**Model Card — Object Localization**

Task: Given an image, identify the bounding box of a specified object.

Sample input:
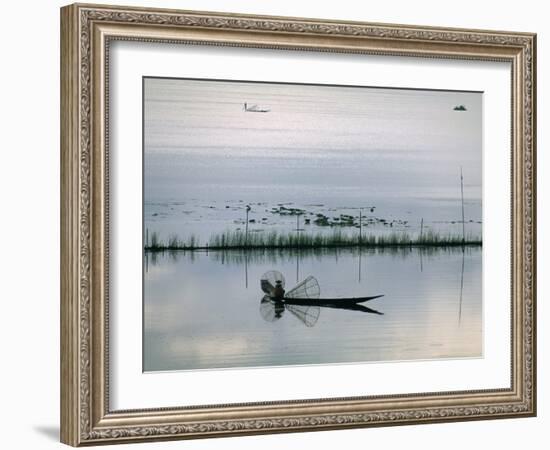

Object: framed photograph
[60,3,536,446]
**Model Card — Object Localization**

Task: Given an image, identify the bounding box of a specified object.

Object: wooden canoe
[282,294,383,307]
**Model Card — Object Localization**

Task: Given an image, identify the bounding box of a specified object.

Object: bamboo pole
[460,167,465,244]
[359,210,362,245]
[245,205,250,246]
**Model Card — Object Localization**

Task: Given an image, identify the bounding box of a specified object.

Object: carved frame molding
[61,3,536,446]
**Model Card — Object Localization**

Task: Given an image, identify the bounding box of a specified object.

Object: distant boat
[454,105,467,111]
[243,102,270,113]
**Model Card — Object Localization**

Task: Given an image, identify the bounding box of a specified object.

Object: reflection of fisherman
[273,280,285,300]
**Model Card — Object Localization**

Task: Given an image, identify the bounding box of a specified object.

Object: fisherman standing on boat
[273,280,285,301]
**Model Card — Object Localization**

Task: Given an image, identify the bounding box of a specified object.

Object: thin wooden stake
[359,210,362,245]
[245,205,250,246]
[460,167,465,244]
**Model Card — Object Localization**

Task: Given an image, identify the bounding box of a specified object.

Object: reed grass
[147,233,199,251]
[144,229,481,252]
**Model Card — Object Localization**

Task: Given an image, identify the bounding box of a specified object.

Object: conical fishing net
[285,275,320,299]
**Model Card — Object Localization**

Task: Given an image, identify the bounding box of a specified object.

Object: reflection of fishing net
[259,296,319,327]
[259,296,285,322]
[285,275,320,299]
[260,270,286,296]
[286,304,320,327]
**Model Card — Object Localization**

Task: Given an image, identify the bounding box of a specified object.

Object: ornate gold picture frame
[61,3,536,446]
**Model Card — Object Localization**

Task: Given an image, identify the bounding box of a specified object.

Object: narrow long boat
[261,270,384,309]
[283,294,383,307]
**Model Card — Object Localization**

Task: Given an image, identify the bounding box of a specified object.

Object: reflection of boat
[259,271,384,326]
[243,102,270,113]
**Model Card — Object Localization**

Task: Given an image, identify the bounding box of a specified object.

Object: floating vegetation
[144,229,481,252]
[310,212,407,228]
[271,205,306,216]
[313,215,330,226]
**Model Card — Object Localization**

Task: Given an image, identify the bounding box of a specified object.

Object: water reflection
[143,246,482,371]
[260,296,320,327]
[146,245,475,268]
[459,248,465,325]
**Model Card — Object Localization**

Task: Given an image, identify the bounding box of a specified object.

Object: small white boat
[243,102,270,113]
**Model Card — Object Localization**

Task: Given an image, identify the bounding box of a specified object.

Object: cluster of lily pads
[269,205,406,228]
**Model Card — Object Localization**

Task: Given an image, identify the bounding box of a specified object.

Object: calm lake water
[144,78,483,245]
[142,78,483,372]
[144,247,482,372]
